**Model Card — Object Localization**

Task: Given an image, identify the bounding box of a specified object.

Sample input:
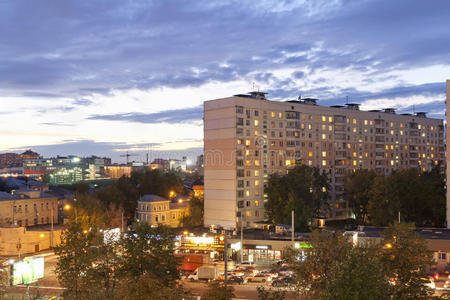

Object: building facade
[204,92,444,229]
[0,190,58,227]
[137,194,189,227]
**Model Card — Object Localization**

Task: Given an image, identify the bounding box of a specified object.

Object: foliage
[202,281,235,300]
[55,222,98,300]
[265,165,329,231]
[380,223,434,299]
[118,223,181,285]
[256,286,286,300]
[180,196,204,227]
[56,222,183,299]
[0,178,7,192]
[285,230,352,298]
[322,245,390,300]
[344,169,377,225]
[346,166,445,227]
[285,224,435,300]
[115,274,188,300]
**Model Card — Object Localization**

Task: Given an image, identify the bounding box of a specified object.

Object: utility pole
[224,233,228,288]
[50,201,54,248]
[240,215,244,263]
[291,210,295,243]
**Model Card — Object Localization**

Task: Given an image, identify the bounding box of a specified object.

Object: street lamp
[64,203,78,223]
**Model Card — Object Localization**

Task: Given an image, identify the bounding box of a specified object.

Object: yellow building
[192,180,204,198]
[137,194,189,227]
[0,190,58,227]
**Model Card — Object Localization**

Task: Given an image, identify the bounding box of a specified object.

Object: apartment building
[204,92,445,229]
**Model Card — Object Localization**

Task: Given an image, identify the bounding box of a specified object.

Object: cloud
[88,105,203,124]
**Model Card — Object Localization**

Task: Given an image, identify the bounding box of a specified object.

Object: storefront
[241,244,282,263]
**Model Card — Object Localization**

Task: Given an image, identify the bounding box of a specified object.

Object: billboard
[12,256,44,285]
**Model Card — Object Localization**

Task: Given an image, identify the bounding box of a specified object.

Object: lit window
[328,116,333,122]
[364,120,368,125]
[237,139,242,145]
[390,145,394,150]
[245,140,251,146]
[322,187,326,192]
[255,180,260,187]
[321,134,326,139]
[418,124,422,129]
[390,160,394,166]
[245,150,250,155]
[322,160,326,166]
[245,190,250,197]
[329,125,333,131]
[308,160,312,166]
[255,200,259,206]
[254,170,259,176]
[279,112,283,118]
[369,120,373,125]
[308,124,312,130]
[255,160,260,166]
[308,152,313,157]
[246,211,250,217]
[353,160,357,166]
[400,130,404,135]
[254,120,259,126]
[322,116,326,122]
[322,151,326,157]
[271,112,275,117]
[390,130,394,135]
[353,119,357,124]
[353,152,357,157]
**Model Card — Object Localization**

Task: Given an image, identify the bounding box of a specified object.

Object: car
[421,277,435,290]
[227,276,244,285]
[245,273,271,283]
[271,276,296,287]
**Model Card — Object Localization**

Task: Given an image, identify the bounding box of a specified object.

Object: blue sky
[1,0,449,163]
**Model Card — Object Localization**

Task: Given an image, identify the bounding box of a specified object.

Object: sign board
[103,228,121,244]
[12,256,44,285]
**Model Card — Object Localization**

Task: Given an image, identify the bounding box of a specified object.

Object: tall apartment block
[204,92,445,229]
[446,80,450,229]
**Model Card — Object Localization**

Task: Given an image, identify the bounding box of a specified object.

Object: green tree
[381,223,434,299]
[256,286,286,300]
[367,176,399,226]
[203,281,235,300]
[115,274,187,300]
[265,165,328,231]
[55,222,97,300]
[344,169,377,225]
[422,166,446,227]
[322,245,390,300]
[285,230,352,298]
[180,196,204,227]
[119,223,181,285]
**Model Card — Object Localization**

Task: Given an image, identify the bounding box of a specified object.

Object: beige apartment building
[0,189,58,227]
[204,92,445,229]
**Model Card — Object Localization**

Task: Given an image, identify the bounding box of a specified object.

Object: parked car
[245,274,271,283]
[421,277,435,290]
[227,276,244,285]
[271,276,296,287]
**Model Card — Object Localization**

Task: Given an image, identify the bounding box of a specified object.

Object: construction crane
[120,151,138,164]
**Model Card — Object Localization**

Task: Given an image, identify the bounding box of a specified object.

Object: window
[254,120,259,126]
[322,116,326,122]
[255,110,259,116]
[155,215,159,222]
[25,205,28,212]
[162,215,165,221]
[322,151,326,157]
[255,200,259,206]
[255,180,260,187]
[245,140,251,146]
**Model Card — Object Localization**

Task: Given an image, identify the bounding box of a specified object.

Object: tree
[119,223,181,285]
[115,274,187,300]
[265,165,328,231]
[322,245,390,300]
[285,230,352,298]
[203,281,235,300]
[380,223,434,299]
[367,176,399,226]
[55,222,97,300]
[0,178,9,192]
[256,286,286,300]
[344,169,377,225]
[180,196,204,227]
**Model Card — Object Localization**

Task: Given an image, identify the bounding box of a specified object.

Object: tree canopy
[265,165,328,231]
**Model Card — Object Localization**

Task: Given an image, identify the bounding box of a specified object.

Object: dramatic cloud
[88,105,203,124]
[0,0,449,161]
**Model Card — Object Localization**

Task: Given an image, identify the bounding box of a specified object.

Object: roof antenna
[346,95,349,105]
[413,105,415,114]
[298,94,301,101]
[252,82,255,91]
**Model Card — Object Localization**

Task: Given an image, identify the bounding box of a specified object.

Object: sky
[1,0,449,163]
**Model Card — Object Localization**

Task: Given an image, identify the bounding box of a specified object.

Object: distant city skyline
[1,0,449,163]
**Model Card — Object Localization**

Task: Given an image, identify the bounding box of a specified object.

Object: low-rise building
[0,190,58,227]
[137,194,189,227]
